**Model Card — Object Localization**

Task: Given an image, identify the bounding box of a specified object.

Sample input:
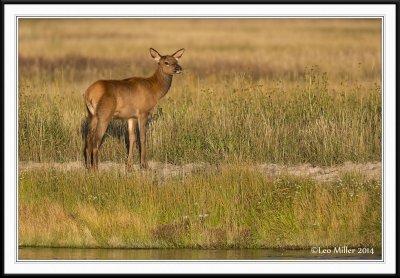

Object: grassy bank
[18,166,381,249]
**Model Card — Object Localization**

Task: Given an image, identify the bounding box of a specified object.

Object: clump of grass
[18,93,71,162]
[18,167,381,249]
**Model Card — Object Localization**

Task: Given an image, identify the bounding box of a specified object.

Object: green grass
[18,19,382,250]
[18,167,381,249]
[18,67,381,165]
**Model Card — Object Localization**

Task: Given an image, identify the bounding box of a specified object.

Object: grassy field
[18,18,382,250]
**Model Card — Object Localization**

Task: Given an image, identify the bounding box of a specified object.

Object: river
[19,247,381,260]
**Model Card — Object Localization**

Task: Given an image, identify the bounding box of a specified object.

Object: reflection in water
[19,247,382,261]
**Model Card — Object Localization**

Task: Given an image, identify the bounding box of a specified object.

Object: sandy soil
[19,161,381,183]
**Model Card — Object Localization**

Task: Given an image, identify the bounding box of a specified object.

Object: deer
[84,48,185,171]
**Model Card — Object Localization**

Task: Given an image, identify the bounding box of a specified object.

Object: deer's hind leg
[91,119,111,171]
[85,114,98,170]
[91,103,114,171]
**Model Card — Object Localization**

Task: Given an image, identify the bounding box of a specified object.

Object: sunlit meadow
[18,19,382,249]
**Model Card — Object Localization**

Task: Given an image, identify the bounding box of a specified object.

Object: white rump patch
[86,101,95,115]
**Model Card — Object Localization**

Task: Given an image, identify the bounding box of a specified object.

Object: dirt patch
[258,161,381,182]
[18,161,381,182]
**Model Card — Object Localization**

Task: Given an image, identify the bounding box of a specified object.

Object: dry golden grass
[19,18,381,84]
[18,18,382,249]
[18,19,382,166]
[19,168,381,249]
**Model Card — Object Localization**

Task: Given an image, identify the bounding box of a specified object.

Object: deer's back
[85,79,158,119]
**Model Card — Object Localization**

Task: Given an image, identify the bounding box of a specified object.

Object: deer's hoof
[86,167,97,173]
[140,162,149,170]
[126,161,133,169]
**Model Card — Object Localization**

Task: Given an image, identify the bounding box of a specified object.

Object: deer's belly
[113,109,139,119]
[113,99,157,119]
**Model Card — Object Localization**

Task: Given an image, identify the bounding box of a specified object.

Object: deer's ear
[172,48,185,60]
[150,48,161,62]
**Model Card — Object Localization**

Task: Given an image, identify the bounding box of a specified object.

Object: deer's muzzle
[175,65,183,74]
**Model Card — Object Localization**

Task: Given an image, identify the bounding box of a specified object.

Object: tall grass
[19,167,381,249]
[18,19,382,166]
[19,67,381,165]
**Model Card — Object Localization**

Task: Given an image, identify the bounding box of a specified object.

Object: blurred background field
[18,18,382,165]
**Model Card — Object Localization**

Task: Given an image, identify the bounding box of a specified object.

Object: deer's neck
[150,67,173,100]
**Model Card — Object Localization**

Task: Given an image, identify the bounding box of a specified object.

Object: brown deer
[84,48,185,170]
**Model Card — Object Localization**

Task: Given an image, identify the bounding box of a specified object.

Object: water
[19,247,381,261]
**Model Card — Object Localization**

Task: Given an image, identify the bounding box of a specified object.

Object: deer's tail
[85,99,95,116]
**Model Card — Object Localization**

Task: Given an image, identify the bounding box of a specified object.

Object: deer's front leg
[127,118,138,168]
[138,114,149,169]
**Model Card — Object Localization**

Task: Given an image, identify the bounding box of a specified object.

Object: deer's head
[150,48,185,75]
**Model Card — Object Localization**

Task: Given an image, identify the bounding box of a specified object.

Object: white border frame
[4,4,396,274]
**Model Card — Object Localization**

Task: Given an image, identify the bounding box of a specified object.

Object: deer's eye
[164,61,169,66]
